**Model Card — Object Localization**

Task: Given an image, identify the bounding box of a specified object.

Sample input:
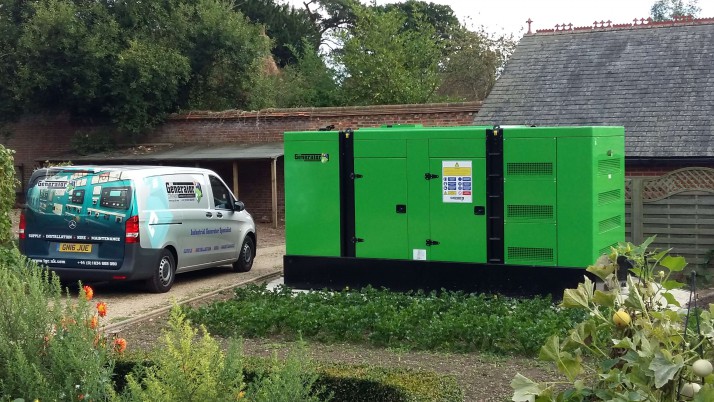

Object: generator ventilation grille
[507,204,554,220]
[599,216,621,233]
[598,189,622,205]
[598,243,619,256]
[507,247,554,263]
[506,162,553,177]
[598,158,621,175]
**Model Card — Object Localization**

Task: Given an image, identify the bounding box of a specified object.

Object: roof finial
[527,18,533,34]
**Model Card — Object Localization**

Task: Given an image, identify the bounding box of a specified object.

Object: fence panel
[627,168,714,269]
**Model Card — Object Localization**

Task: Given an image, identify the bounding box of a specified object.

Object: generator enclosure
[284,125,625,294]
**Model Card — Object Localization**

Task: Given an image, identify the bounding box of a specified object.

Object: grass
[186,285,585,356]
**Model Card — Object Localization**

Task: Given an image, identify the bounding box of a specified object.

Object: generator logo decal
[37,180,74,189]
[295,153,329,163]
[166,181,201,202]
[442,161,472,203]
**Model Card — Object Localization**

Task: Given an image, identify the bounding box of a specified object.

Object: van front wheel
[232,237,255,273]
[146,249,175,293]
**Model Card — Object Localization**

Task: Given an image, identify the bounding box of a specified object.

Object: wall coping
[167,102,482,121]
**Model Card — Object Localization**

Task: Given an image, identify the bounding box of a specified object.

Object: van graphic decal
[194,182,203,203]
[166,181,202,203]
[37,180,73,189]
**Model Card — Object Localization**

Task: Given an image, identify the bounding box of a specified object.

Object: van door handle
[206,212,212,217]
[216,212,223,218]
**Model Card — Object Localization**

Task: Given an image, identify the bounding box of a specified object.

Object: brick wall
[1,114,79,196]
[150,103,481,144]
[3,103,480,220]
[626,163,714,177]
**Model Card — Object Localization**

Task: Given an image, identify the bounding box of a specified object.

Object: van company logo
[295,153,329,163]
[166,181,201,202]
[37,180,74,189]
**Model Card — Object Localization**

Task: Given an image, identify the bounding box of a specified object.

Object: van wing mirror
[233,200,245,212]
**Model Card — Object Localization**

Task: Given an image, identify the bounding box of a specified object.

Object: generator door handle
[216,212,223,218]
[206,212,213,217]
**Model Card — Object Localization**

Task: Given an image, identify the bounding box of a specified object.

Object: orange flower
[96,302,107,317]
[113,338,127,354]
[82,285,94,301]
[88,315,99,330]
[78,394,85,401]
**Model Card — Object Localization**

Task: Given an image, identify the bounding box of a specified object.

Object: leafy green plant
[511,238,714,401]
[186,285,585,356]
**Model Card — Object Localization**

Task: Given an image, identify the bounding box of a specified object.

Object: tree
[0,0,273,137]
[298,0,362,49]
[234,0,321,67]
[379,0,460,54]
[13,0,120,119]
[334,7,443,105]
[272,39,342,107]
[438,28,517,102]
[650,0,701,21]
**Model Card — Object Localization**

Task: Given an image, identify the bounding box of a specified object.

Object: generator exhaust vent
[506,162,553,177]
[507,247,554,263]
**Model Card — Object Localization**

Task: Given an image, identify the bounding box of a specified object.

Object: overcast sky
[279,0,714,37]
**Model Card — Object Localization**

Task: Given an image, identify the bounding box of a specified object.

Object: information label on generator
[442,161,472,203]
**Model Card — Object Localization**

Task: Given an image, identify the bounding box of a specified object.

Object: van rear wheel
[232,237,255,273]
[146,249,175,293]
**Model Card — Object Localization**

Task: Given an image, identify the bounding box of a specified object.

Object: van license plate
[58,243,93,253]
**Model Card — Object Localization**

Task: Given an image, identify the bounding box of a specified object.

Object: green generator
[283,125,625,294]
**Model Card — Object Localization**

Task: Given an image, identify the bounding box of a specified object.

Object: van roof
[31,165,218,180]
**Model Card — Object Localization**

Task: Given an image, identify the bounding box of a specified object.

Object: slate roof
[473,17,714,159]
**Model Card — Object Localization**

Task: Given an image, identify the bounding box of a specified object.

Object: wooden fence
[626,167,714,268]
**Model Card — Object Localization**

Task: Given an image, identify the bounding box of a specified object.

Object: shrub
[0,248,117,400]
[0,144,18,247]
[186,285,585,356]
[314,364,463,402]
[119,305,322,402]
[117,355,463,402]
[512,238,714,401]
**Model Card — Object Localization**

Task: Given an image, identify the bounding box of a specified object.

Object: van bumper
[33,244,159,284]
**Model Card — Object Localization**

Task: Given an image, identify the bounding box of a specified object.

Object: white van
[19,165,256,293]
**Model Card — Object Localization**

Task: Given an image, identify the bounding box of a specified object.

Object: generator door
[427,157,487,263]
[353,157,409,259]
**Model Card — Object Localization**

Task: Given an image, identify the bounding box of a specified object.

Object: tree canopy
[0,0,517,140]
[650,0,701,21]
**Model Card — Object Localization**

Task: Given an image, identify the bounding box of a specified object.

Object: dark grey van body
[20,166,256,292]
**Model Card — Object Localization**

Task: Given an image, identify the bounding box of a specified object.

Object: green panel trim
[354,139,407,157]
[503,180,557,223]
[285,139,342,256]
[504,126,625,138]
[428,157,487,263]
[406,140,431,259]
[556,133,625,267]
[504,223,557,266]
[354,158,409,259]
[428,138,485,158]
[284,131,338,142]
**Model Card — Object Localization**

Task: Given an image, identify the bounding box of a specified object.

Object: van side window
[209,175,232,210]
